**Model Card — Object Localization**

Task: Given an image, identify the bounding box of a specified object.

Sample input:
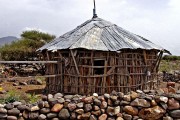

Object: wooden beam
[70,50,80,75]
[0,61,58,64]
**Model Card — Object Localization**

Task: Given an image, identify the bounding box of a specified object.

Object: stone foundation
[0,89,180,120]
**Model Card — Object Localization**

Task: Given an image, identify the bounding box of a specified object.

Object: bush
[162,55,180,61]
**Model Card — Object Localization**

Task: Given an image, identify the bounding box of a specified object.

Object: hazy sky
[0,0,180,55]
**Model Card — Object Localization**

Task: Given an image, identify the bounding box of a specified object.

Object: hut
[38,6,169,94]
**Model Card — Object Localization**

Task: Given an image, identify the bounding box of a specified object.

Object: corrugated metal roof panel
[38,17,166,52]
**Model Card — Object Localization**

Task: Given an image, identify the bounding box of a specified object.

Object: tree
[0,30,55,61]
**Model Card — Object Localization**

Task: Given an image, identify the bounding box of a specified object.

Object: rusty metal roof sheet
[38,17,166,52]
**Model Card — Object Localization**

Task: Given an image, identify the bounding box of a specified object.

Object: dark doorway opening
[94,59,105,75]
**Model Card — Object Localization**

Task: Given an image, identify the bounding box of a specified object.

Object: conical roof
[38,17,165,52]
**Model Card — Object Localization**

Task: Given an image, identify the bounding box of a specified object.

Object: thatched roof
[38,17,166,52]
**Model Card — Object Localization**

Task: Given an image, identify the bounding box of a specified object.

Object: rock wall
[0,89,180,120]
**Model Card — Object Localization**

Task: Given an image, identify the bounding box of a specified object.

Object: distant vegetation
[0,30,55,61]
[159,55,180,72]
[162,55,180,61]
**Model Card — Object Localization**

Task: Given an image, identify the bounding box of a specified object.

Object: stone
[51,103,63,112]
[120,101,130,106]
[94,105,100,111]
[91,110,101,116]
[117,92,124,99]
[19,82,27,86]
[54,93,63,99]
[0,113,7,119]
[110,96,118,102]
[75,109,84,114]
[58,108,70,120]
[139,106,165,120]
[13,102,22,107]
[70,112,77,119]
[114,106,120,115]
[123,106,138,116]
[168,86,176,93]
[84,104,92,112]
[40,108,50,114]
[68,103,76,111]
[13,83,19,86]
[41,95,47,101]
[51,118,59,120]
[100,101,107,109]
[159,96,169,103]
[30,105,40,111]
[113,100,120,106]
[173,94,180,101]
[106,106,115,116]
[99,114,107,120]
[123,95,131,102]
[122,113,132,120]
[104,93,110,99]
[160,102,168,110]
[101,109,105,114]
[143,89,150,94]
[64,95,73,100]
[136,90,143,94]
[38,101,44,109]
[163,116,173,120]
[94,99,101,106]
[107,99,113,106]
[57,98,65,104]
[107,117,116,120]
[29,112,39,120]
[151,100,157,106]
[8,108,20,116]
[169,110,180,118]
[117,113,123,117]
[177,90,180,94]
[116,117,124,120]
[90,115,97,120]
[81,112,91,119]
[84,96,93,104]
[38,114,47,120]
[5,104,14,110]
[130,91,139,100]
[36,79,43,85]
[144,95,153,101]
[167,82,175,88]
[130,98,150,107]
[47,113,57,119]
[0,108,7,114]
[48,98,57,106]
[0,90,7,94]
[93,93,98,98]
[99,96,105,102]
[168,98,180,110]
[77,102,84,108]
[0,104,4,107]
[7,116,17,120]
[47,94,53,100]
[18,116,25,120]
[22,110,29,119]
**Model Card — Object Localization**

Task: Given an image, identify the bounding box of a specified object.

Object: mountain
[0,36,19,47]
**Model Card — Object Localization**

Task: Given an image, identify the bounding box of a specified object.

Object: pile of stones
[0,89,180,120]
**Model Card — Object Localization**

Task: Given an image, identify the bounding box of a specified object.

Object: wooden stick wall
[42,49,162,94]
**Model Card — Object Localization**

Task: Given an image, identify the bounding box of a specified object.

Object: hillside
[0,36,18,46]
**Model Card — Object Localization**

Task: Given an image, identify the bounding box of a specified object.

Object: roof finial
[93,0,98,18]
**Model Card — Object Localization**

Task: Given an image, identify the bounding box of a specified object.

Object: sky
[0,0,180,55]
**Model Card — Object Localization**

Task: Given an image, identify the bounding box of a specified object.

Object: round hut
[38,11,168,94]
